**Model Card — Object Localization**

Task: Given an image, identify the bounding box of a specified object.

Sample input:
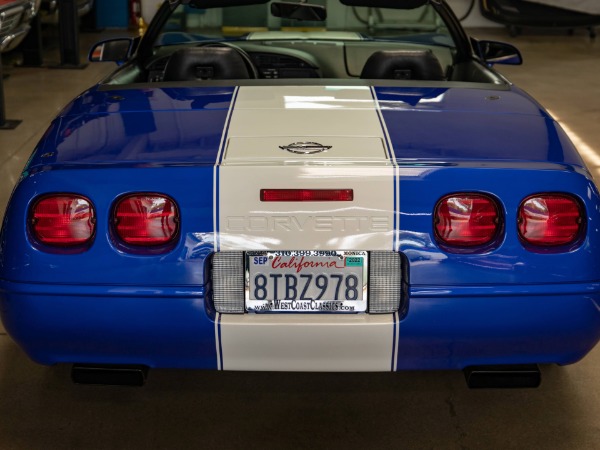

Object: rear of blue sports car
[0,0,599,387]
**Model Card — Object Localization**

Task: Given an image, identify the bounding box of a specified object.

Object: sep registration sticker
[245,251,368,313]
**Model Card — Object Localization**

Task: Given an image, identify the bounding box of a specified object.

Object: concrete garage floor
[0,28,599,449]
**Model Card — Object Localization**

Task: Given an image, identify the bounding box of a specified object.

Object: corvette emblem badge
[279,142,332,154]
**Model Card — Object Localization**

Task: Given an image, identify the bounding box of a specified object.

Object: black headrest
[360,50,445,81]
[187,0,269,8]
[340,0,428,9]
[163,47,250,82]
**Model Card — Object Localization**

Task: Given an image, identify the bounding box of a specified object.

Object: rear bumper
[399,286,600,369]
[0,281,217,368]
[1,279,599,370]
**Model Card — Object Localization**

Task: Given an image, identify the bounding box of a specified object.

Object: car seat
[163,46,251,81]
[360,49,445,81]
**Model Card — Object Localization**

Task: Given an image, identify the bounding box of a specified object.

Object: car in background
[40,0,93,18]
[1,0,599,389]
[0,0,40,52]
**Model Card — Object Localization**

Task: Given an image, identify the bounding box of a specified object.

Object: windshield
[156,2,455,49]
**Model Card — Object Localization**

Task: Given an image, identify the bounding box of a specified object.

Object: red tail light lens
[114,194,179,246]
[30,195,95,246]
[518,194,583,246]
[434,194,500,247]
[260,189,353,202]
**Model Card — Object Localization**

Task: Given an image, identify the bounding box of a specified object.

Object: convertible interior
[100,1,511,86]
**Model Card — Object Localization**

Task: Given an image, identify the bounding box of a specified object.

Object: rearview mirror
[271,1,327,21]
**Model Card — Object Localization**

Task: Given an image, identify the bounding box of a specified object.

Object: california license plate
[245,251,368,313]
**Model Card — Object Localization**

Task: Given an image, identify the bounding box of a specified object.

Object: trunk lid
[31,84,584,170]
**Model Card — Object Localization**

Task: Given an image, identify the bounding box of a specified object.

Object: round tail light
[518,194,583,246]
[434,194,501,248]
[114,194,179,246]
[30,195,95,246]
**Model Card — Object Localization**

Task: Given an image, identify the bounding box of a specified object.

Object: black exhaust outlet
[464,364,541,389]
[71,364,149,386]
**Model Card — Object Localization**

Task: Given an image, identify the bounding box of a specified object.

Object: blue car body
[1,0,599,378]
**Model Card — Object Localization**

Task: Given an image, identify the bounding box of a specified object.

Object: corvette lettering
[226,215,390,232]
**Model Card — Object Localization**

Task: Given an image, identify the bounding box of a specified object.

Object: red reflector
[114,194,179,246]
[31,195,95,246]
[260,189,353,202]
[518,194,582,246]
[435,194,500,247]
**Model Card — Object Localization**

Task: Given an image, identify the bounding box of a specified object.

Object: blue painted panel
[396,292,600,370]
[0,283,217,369]
[397,163,600,285]
[1,167,216,285]
[374,86,585,166]
[27,86,236,170]
[60,86,236,117]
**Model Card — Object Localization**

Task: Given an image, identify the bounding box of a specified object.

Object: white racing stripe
[218,86,396,252]
[215,86,399,371]
[219,314,395,372]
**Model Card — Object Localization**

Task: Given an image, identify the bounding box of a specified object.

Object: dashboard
[146,46,322,82]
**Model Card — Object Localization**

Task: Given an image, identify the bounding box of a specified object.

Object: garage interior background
[96,0,504,29]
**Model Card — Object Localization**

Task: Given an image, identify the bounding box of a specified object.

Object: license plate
[245,251,368,313]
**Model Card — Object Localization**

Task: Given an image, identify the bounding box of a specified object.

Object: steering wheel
[197,41,260,79]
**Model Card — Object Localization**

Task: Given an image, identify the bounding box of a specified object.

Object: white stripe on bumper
[219,314,395,372]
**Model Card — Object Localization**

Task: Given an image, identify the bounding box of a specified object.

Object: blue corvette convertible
[1,0,599,388]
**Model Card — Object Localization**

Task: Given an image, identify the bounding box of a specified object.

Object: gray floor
[0,29,599,449]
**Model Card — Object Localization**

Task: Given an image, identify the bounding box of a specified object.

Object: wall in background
[97,0,129,28]
[127,0,504,29]
[446,0,501,27]
[142,0,163,23]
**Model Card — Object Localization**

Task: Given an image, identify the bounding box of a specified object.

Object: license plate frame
[245,251,368,313]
